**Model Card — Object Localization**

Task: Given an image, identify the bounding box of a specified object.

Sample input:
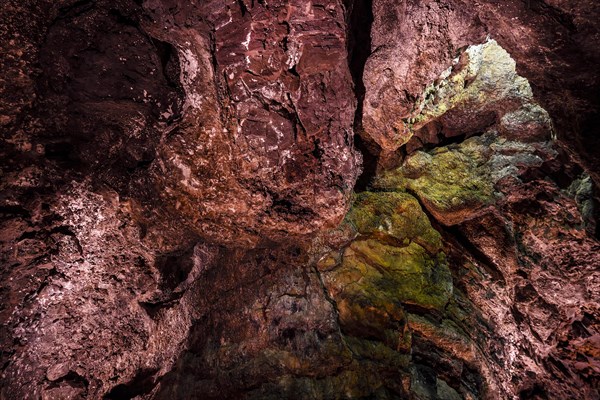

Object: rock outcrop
[1,0,599,399]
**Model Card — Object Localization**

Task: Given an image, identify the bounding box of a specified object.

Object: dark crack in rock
[1,0,599,399]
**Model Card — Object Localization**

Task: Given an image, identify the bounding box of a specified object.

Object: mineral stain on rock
[1,0,599,399]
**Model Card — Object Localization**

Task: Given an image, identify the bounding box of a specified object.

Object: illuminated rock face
[1,0,361,248]
[138,0,361,246]
[1,0,599,399]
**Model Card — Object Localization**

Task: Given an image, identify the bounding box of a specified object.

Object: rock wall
[1,0,599,399]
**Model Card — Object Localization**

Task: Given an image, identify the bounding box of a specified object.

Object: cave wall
[1,0,599,399]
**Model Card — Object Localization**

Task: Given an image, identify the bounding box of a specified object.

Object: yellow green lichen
[345,192,443,254]
[403,39,538,138]
[375,136,496,225]
[346,239,452,311]
[319,191,453,350]
[368,40,555,225]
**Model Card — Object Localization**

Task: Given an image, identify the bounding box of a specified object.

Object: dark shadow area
[35,0,183,193]
[104,369,159,400]
[345,0,378,192]
[346,0,373,122]
[353,131,381,192]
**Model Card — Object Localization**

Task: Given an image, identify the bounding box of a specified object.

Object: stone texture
[137,0,360,246]
[361,0,600,182]
[405,40,554,145]
[367,36,599,400]
[2,0,360,249]
[1,0,599,399]
[314,191,501,399]
[361,0,487,151]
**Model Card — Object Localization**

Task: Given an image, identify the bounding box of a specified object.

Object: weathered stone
[362,0,600,184]
[46,363,69,382]
[1,0,599,399]
[137,0,361,246]
[362,0,487,151]
[376,136,496,225]
[346,191,443,253]
[319,192,452,349]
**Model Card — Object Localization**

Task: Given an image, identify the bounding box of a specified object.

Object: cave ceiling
[1,0,599,399]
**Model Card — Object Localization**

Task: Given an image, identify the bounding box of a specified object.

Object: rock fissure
[346,0,378,192]
[1,0,599,399]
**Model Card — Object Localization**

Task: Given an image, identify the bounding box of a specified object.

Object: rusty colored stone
[0,0,599,399]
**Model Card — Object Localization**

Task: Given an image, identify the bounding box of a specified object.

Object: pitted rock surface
[1,0,599,399]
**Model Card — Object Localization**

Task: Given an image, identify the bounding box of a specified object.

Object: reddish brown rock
[362,0,600,183]
[137,0,360,246]
[0,0,599,399]
[362,0,487,151]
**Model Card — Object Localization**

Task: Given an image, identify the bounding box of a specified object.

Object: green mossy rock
[335,239,452,312]
[376,136,495,225]
[345,191,443,254]
[368,40,554,226]
[319,191,453,351]
[405,39,539,136]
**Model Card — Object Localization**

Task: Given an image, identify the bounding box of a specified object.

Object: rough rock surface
[361,0,600,176]
[1,0,599,399]
[139,0,360,245]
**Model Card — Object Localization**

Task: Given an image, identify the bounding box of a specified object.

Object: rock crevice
[0,0,599,399]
